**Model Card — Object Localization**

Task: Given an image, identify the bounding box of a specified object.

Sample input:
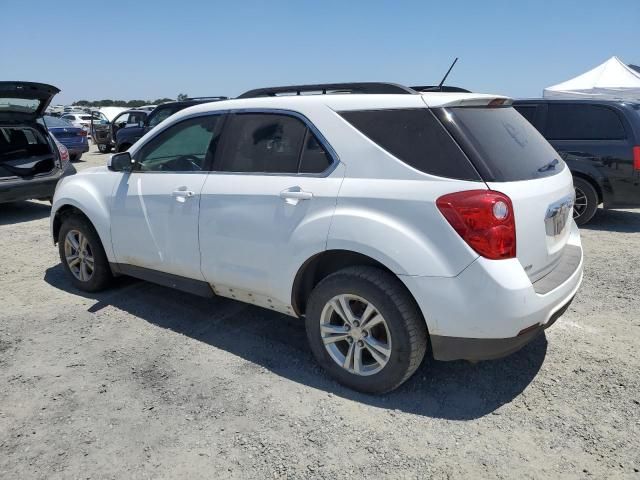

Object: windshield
[437,106,565,182]
[42,116,73,128]
[0,97,41,114]
[148,106,179,128]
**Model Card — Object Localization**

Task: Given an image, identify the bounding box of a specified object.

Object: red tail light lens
[78,130,87,137]
[56,142,69,163]
[436,190,516,260]
[633,146,640,171]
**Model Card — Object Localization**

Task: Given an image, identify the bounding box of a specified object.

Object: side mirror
[108,152,134,172]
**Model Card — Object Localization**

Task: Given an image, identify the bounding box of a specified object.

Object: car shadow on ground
[584,209,640,233]
[0,201,50,226]
[44,264,547,420]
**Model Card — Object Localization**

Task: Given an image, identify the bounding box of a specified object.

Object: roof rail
[411,85,471,93]
[237,82,416,99]
[186,96,228,101]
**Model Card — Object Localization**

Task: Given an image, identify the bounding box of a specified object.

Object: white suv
[50,83,583,393]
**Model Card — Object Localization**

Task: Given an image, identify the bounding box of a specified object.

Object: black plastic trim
[431,296,575,361]
[110,263,215,298]
[238,82,417,98]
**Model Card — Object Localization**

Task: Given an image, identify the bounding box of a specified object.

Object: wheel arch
[572,171,603,205]
[51,186,115,262]
[292,249,406,317]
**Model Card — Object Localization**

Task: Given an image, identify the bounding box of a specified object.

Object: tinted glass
[215,113,306,173]
[148,106,180,128]
[514,105,538,125]
[339,108,479,180]
[0,98,40,113]
[546,104,626,140]
[42,116,73,127]
[439,106,564,182]
[299,130,332,173]
[135,115,221,172]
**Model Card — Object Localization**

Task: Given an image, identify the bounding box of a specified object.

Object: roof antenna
[437,57,459,91]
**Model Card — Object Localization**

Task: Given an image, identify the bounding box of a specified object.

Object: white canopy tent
[543,56,640,101]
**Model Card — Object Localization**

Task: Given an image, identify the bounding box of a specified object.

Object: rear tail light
[633,146,640,171]
[436,190,516,260]
[78,130,87,137]
[56,141,70,164]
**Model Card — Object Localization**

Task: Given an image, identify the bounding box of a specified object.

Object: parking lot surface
[1,145,639,479]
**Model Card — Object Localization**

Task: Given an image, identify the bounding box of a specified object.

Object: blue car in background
[40,115,89,161]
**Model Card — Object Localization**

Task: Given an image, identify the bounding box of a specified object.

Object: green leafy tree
[176,93,188,101]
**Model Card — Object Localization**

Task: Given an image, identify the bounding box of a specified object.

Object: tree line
[72,94,189,108]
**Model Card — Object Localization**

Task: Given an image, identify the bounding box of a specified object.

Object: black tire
[305,266,428,394]
[97,144,111,153]
[573,177,599,226]
[58,214,113,292]
[117,143,131,152]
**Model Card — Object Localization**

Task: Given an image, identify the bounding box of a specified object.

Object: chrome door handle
[172,189,195,197]
[279,188,313,201]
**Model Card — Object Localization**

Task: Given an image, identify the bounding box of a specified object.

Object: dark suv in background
[114,97,228,152]
[514,99,640,224]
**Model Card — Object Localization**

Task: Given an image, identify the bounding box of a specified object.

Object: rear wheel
[97,144,111,153]
[305,266,428,394]
[573,177,598,226]
[118,143,131,152]
[58,214,113,292]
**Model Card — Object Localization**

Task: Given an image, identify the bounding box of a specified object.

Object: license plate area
[545,194,574,237]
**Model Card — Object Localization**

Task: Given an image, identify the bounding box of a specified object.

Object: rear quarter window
[545,104,626,140]
[338,108,481,181]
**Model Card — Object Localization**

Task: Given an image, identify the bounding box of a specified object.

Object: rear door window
[215,113,331,174]
[545,104,626,140]
[436,106,564,182]
[339,108,480,181]
[299,130,333,173]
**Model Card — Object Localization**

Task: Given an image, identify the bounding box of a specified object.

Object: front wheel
[305,266,428,394]
[58,214,113,292]
[573,177,599,226]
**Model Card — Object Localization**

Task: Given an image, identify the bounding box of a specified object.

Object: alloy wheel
[573,186,588,219]
[319,294,392,376]
[64,230,95,282]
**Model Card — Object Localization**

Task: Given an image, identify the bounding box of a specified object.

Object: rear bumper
[430,295,574,361]
[400,222,583,361]
[66,145,89,156]
[0,162,76,203]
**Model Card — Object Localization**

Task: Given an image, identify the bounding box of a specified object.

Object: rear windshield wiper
[538,158,559,172]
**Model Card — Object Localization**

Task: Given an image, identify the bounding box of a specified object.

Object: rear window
[339,108,480,181]
[513,105,539,126]
[42,116,72,127]
[436,106,564,182]
[0,98,40,113]
[545,104,626,140]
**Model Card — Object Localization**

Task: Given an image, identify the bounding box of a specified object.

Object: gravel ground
[1,145,639,479]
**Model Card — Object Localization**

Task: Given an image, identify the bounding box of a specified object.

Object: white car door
[199,112,344,311]
[110,114,224,280]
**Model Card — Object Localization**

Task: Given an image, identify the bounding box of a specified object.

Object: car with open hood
[0,82,76,204]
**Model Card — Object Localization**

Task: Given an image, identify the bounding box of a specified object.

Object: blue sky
[2,0,639,104]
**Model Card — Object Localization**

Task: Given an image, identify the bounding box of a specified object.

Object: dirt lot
[1,145,639,479]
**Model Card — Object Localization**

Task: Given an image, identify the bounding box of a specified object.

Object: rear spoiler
[421,94,513,108]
